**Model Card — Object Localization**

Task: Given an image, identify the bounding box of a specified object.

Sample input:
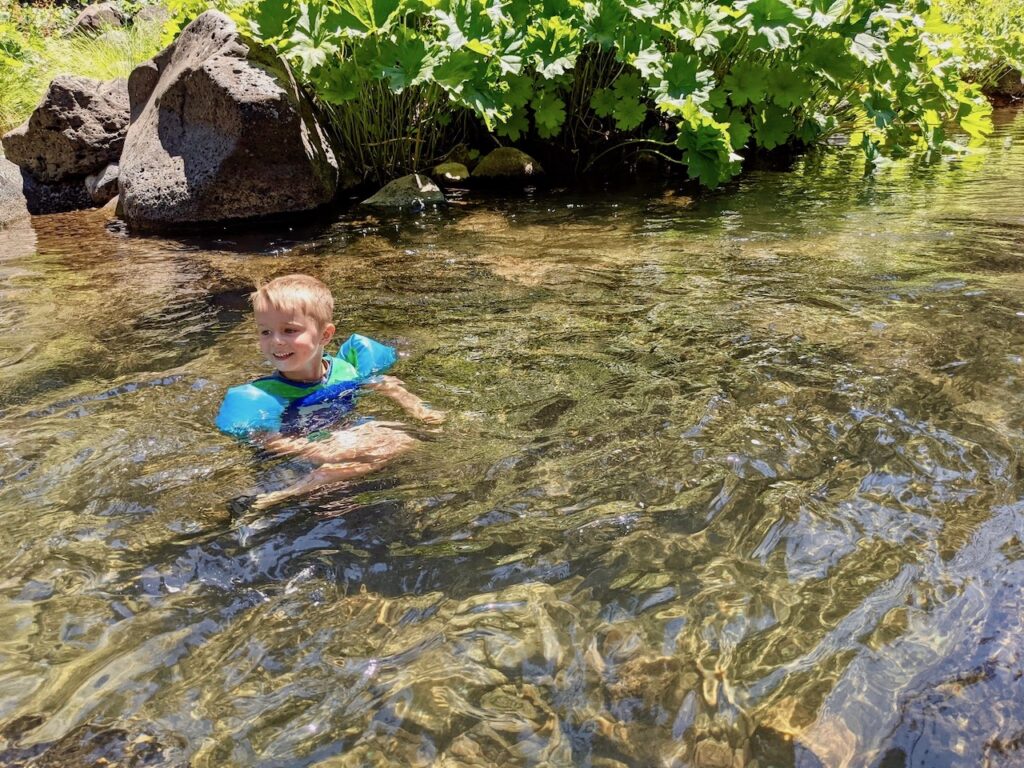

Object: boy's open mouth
[273,352,293,360]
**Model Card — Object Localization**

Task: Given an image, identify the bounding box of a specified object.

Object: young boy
[216,274,443,509]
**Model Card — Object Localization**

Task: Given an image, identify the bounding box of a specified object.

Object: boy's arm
[365,375,446,424]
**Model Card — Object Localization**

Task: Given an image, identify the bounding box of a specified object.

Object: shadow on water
[2,109,1024,767]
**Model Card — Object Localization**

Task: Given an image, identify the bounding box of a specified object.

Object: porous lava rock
[72,2,128,34]
[1,75,129,214]
[118,10,340,231]
[473,147,544,182]
[2,76,128,183]
[362,173,445,209]
[0,157,29,226]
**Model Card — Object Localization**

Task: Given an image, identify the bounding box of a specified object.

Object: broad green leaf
[375,33,435,91]
[316,58,361,103]
[250,0,295,42]
[735,0,808,50]
[334,0,403,35]
[433,48,480,92]
[862,92,895,128]
[591,87,617,117]
[612,71,644,100]
[621,0,658,20]
[613,97,646,130]
[766,65,811,107]
[753,104,795,149]
[505,74,534,108]
[724,108,751,149]
[284,1,339,74]
[677,112,740,187]
[632,45,663,79]
[802,37,859,83]
[531,89,565,135]
[498,52,523,75]
[851,31,885,63]
[495,109,529,140]
[460,82,511,127]
[671,1,731,53]
[810,0,847,28]
[525,16,580,78]
[582,0,627,48]
[956,87,993,140]
[723,61,766,106]
[661,52,708,99]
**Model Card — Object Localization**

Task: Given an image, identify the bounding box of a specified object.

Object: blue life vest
[215,334,396,437]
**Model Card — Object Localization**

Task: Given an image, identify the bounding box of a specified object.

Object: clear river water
[1,109,1024,768]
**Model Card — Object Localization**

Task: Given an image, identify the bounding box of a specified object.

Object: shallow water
[2,110,1024,767]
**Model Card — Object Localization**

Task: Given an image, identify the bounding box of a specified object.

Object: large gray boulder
[118,10,340,231]
[0,157,29,227]
[72,2,128,35]
[2,76,128,183]
[1,76,129,214]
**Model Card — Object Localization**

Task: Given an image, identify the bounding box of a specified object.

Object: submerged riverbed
[1,109,1024,767]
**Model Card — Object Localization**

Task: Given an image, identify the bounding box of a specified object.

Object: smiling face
[255,306,336,382]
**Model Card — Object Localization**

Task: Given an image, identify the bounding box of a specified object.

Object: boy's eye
[285,328,299,334]
[259,329,270,336]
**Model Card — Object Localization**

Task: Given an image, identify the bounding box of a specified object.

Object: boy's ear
[320,323,336,345]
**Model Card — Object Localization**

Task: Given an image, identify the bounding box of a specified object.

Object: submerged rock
[72,2,128,34]
[362,173,445,209]
[1,76,128,214]
[119,10,340,231]
[473,147,544,183]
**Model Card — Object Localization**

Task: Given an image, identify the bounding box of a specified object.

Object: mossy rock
[432,162,470,184]
[361,173,445,209]
[473,147,544,181]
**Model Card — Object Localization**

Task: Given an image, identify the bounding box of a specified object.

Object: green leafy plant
[156,0,1007,186]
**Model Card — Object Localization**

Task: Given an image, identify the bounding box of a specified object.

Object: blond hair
[251,274,334,329]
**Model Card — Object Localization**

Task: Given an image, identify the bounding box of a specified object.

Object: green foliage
[159,0,1006,186]
[935,0,1024,88]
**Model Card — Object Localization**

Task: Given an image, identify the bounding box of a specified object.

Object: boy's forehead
[254,307,313,325]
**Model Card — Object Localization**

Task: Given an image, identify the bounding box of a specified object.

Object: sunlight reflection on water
[1,109,1023,767]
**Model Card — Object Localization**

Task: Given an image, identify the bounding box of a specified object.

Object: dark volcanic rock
[118,10,340,231]
[72,2,128,34]
[2,76,129,184]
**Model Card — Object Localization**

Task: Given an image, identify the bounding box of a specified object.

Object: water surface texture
[2,111,1024,767]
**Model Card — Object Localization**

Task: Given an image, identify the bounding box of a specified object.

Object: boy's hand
[411,404,446,425]
[368,376,446,425]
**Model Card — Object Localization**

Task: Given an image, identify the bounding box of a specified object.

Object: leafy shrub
[937,0,1024,88]
[199,0,997,187]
